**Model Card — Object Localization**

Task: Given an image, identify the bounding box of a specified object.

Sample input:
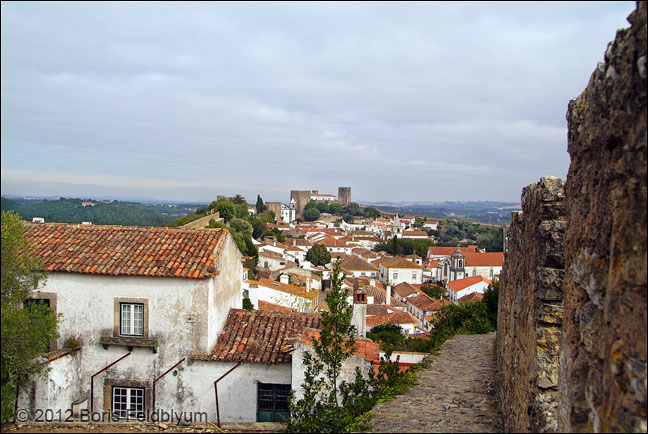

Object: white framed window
[393,272,398,280]
[112,386,144,419]
[120,303,144,336]
[412,272,417,280]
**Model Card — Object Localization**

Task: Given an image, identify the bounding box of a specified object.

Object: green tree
[243,298,254,310]
[316,202,330,214]
[1,211,59,422]
[366,324,405,351]
[256,195,266,214]
[420,283,446,300]
[342,215,354,224]
[286,261,372,433]
[229,217,253,236]
[363,207,380,219]
[328,203,343,215]
[482,281,499,329]
[232,194,245,205]
[303,207,321,222]
[305,244,331,267]
[216,201,236,222]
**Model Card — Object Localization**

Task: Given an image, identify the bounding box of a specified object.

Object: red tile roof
[258,300,294,314]
[407,295,451,312]
[299,329,381,365]
[428,246,478,256]
[379,257,422,269]
[201,309,322,364]
[463,252,504,267]
[393,282,422,298]
[447,276,491,292]
[340,255,379,272]
[458,292,484,304]
[366,312,418,328]
[25,223,227,279]
[403,231,428,237]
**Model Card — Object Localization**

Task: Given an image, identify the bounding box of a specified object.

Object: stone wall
[560,2,647,432]
[498,3,647,432]
[497,177,566,433]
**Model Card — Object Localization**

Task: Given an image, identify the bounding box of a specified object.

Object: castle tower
[290,190,312,220]
[338,187,351,206]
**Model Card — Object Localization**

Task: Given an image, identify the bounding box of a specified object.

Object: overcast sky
[1,1,636,204]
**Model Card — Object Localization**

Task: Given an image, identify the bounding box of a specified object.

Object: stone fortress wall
[497,2,646,432]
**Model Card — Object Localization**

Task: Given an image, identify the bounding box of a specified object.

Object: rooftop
[25,223,227,279]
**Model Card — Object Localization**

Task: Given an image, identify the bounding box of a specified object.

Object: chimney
[280,274,290,285]
[306,277,311,293]
[386,284,392,306]
[352,289,367,338]
[370,279,376,287]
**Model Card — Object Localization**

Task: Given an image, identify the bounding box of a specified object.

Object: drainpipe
[90,352,131,415]
[13,348,81,424]
[152,357,185,417]
[214,362,242,428]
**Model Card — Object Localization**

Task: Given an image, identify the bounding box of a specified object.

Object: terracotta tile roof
[393,282,422,298]
[367,304,390,316]
[257,300,294,314]
[366,312,418,328]
[340,256,379,272]
[447,276,491,292]
[300,329,380,365]
[25,223,227,279]
[458,292,484,304]
[403,231,428,237]
[408,295,451,312]
[428,246,478,256]
[379,256,423,269]
[361,285,406,308]
[463,252,504,267]
[200,309,322,364]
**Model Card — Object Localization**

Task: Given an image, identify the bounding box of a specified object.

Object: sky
[1,1,637,204]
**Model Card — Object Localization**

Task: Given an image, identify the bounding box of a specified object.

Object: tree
[366,324,405,351]
[305,244,331,267]
[243,298,254,310]
[1,211,59,422]
[303,207,321,222]
[256,195,266,214]
[229,217,253,236]
[328,203,343,215]
[482,281,499,329]
[342,214,354,224]
[216,201,235,222]
[286,261,372,433]
[232,194,245,204]
[316,202,329,214]
[363,207,380,219]
[420,283,446,300]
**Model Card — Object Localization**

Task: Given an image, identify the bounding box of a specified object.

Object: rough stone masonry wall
[498,3,647,433]
[497,177,567,433]
[560,2,647,432]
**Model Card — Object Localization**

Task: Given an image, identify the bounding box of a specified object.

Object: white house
[378,257,423,286]
[422,221,438,230]
[339,255,380,279]
[243,277,321,313]
[446,276,492,304]
[18,223,245,423]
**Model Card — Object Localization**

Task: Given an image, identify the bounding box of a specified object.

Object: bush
[303,208,321,222]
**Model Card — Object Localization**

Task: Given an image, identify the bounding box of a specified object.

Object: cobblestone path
[370,332,502,433]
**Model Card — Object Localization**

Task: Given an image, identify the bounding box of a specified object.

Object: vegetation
[374,236,435,257]
[420,283,447,300]
[286,262,413,433]
[302,201,380,220]
[431,219,503,252]
[369,289,499,356]
[303,207,321,222]
[243,298,254,310]
[1,197,196,227]
[366,324,405,351]
[256,195,266,214]
[305,244,331,267]
[1,211,59,423]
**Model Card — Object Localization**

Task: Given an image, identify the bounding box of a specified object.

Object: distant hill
[1,197,202,227]
[360,201,520,225]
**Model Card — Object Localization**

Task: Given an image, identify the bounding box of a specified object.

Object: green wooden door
[257,383,290,422]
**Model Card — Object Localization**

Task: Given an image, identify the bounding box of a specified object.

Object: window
[120,303,144,336]
[112,386,145,419]
[114,298,148,338]
[23,298,54,352]
[257,383,290,422]
[393,272,398,280]
[412,272,417,280]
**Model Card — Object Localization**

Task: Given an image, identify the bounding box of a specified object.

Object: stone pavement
[369,332,502,433]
